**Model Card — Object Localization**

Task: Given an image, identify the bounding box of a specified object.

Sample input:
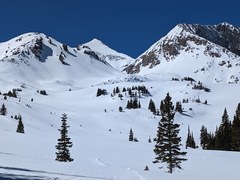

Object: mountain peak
[83,38,133,71]
[86,38,105,47]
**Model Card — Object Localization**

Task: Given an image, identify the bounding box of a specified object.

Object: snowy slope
[0,27,240,180]
[82,38,134,71]
[0,76,240,180]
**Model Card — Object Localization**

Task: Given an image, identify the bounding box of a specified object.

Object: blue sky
[0,0,239,58]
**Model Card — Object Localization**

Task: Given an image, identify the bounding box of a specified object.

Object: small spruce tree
[55,113,73,162]
[144,165,149,171]
[129,128,134,141]
[175,101,183,113]
[148,99,156,114]
[115,87,120,94]
[0,103,7,116]
[148,136,152,143]
[16,115,24,134]
[119,106,123,112]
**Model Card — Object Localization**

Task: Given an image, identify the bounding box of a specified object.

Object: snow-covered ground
[0,74,240,180]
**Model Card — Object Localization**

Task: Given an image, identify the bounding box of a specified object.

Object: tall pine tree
[232,103,240,151]
[186,126,196,149]
[200,125,208,149]
[153,93,187,173]
[55,113,73,162]
[215,108,232,151]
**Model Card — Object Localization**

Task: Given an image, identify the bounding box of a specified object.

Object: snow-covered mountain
[82,38,134,71]
[0,32,120,89]
[124,23,240,84]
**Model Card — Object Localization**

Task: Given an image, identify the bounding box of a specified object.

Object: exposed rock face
[124,23,240,74]
[184,23,240,56]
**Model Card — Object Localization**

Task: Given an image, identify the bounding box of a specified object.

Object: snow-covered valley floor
[0,74,240,180]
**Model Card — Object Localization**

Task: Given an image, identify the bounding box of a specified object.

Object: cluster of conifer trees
[186,126,196,149]
[192,81,211,92]
[182,97,208,104]
[111,85,151,97]
[126,98,141,109]
[111,85,151,110]
[200,104,240,151]
[148,99,183,115]
[96,88,107,97]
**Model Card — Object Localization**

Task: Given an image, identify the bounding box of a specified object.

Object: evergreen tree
[128,88,132,96]
[96,88,102,97]
[186,126,191,149]
[207,132,216,150]
[132,97,138,109]
[148,99,153,110]
[126,100,131,109]
[160,100,164,112]
[113,88,116,96]
[148,136,152,143]
[129,128,134,141]
[0,103,7,116]
[144,165,149,171]
[55,113,73,162]
[126,99,134,109]
[232,103,240,151]
[115,87,120,94]
[186,126,196,149]
[215,108,232,151]
[200,125,208,149]
[153,93,187,173]
[190,132,196,148]
[16,115,24,134]
[204,99,208,105]
[119,106,123,112]
[96,88,107,97]
[148,99,156,114]
[138,101,141,108]
[175,101,183,113]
